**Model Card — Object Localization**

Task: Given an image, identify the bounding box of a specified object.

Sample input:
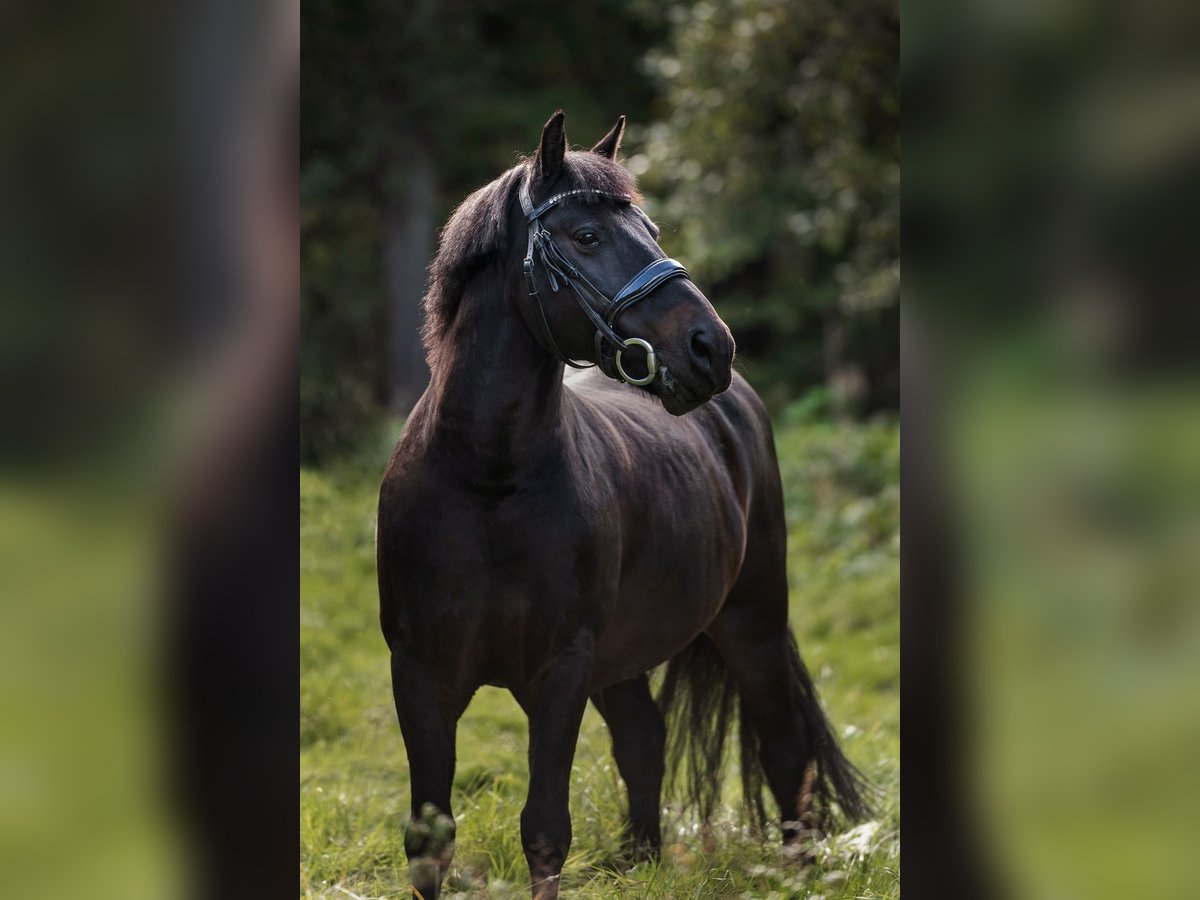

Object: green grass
[301,419,899,898]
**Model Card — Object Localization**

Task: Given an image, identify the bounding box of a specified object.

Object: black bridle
[518,176,691,386]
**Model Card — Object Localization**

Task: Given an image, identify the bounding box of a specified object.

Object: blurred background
[300,0,900,462]
[906,0,1200,897]
[2,1,298,898]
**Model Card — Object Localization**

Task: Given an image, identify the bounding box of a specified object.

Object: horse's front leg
[390,649,467,900]
[516,633,594,900]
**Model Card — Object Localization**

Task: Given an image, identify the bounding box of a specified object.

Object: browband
[522,186,632,223]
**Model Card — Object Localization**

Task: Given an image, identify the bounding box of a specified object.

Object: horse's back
[562,368,776,499]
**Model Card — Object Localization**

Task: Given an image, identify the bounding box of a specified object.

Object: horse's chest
[381,476,611,641]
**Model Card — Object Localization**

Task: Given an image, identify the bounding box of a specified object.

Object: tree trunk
[382,144,435,413]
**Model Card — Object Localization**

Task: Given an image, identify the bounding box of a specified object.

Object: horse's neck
[425,282,566,473]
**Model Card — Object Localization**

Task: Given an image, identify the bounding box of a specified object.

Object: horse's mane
[421,151,642,364]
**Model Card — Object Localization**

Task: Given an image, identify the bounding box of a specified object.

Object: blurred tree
[636,0,899,416]
[301,0,665,462]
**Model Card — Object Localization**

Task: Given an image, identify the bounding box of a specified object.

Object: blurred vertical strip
[165,1,299,898]
[0,1,298,898]
[905,0,1200,896]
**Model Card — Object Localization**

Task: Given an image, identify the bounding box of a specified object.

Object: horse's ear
[534,110,567,183]
[591,115,626,160]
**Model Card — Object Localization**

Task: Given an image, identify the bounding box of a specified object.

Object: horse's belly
[590,596,722,688]
[590,507,744,687]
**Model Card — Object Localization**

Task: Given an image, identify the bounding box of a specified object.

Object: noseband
[518,176,691,386]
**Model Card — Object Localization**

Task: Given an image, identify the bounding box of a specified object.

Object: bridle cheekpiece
[518,175,690,386]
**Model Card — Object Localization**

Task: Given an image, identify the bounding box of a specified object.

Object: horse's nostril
[686,324,733,394]
[689,327,714,372]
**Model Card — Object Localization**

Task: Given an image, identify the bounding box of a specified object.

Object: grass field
[300,418,899,899]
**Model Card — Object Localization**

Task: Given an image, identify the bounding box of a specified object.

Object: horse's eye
[574,231,599,246]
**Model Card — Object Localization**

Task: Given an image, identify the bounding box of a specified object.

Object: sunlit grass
[300,419,899,898]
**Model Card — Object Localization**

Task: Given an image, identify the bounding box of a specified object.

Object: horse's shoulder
[681,373,768,436]
[378,426,434,506]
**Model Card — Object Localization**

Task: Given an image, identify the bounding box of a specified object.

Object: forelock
[553,150,642,204]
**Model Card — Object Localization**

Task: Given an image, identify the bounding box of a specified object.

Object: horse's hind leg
[390,649,469,900]
[591,674,666,859]
[706,490,867,843]
[708,598,869,846]
[707,606,814,841]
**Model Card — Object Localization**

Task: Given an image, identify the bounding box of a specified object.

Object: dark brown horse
[377,111,868,899]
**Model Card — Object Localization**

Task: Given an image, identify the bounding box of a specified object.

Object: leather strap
[522,184,631,222]
[606,258,689,326]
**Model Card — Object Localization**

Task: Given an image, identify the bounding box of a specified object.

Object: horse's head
[514,111,734,415]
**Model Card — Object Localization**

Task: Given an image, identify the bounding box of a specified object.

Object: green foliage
[636,0,900,413]
[300,419,899,897]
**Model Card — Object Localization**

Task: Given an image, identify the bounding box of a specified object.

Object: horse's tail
[657,633,748,825]
[781,631,874,827]
[657,631,872,831]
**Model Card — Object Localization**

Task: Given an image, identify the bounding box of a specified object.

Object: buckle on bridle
[522,257,539,299]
